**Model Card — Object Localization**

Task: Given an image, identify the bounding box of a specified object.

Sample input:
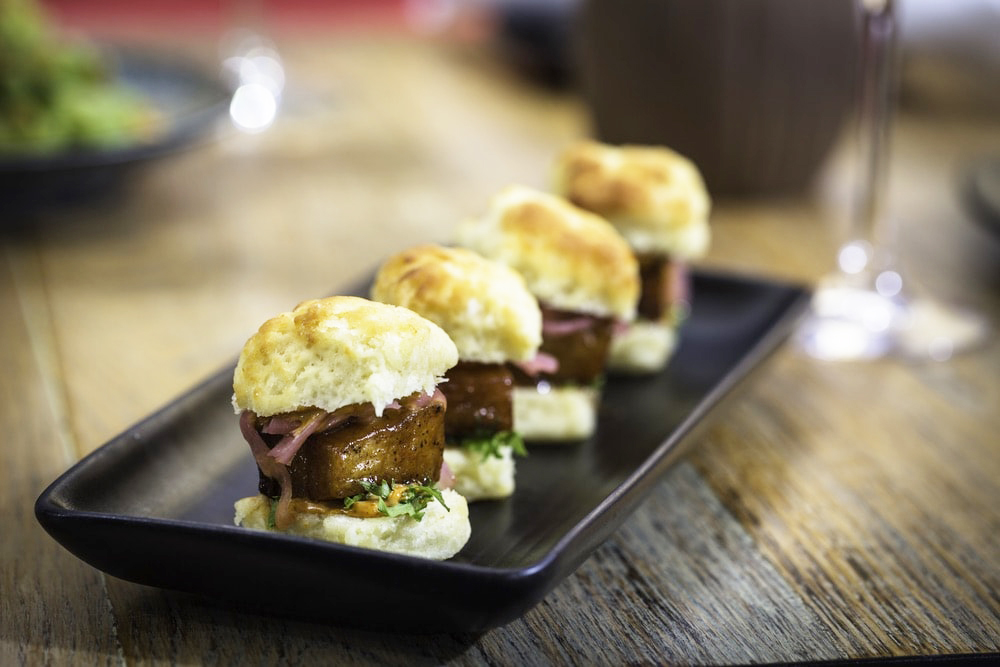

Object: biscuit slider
[231,296,471,560]
[553,140,711,373]
[457,185,640,442]
[372,243,544,500]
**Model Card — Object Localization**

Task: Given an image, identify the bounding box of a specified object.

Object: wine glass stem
[850,0,898,270]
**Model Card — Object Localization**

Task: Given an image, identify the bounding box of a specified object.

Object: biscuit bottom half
[512,385,598,443]
[234,488,470,560]
[608,319,678,374]
[443,444,516,501]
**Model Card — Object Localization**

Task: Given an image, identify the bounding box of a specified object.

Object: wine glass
[794,0,986,362]
[220,0,284,134]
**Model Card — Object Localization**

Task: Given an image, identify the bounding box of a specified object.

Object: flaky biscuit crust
[232,296,457,417]
[553,141,711,258]
[371,244,541,364]
[457,185,639,320]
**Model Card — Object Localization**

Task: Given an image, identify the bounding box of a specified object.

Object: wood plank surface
[0,250,122,666]
[3,31,999,666]
[691,345,1000,657]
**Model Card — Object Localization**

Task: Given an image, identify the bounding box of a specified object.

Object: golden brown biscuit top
[553,141,711,257]
[457,185,640,320]
[233,295,458,417]
[371,244,542,363]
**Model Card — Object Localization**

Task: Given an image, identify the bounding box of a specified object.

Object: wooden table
[3,32,999,665]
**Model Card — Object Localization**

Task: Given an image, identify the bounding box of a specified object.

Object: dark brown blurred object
[574,0,859,197]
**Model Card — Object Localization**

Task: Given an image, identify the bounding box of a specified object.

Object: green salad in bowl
[0,0,160,155]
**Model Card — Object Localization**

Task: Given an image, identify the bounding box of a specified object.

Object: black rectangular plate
[35,270,810,633]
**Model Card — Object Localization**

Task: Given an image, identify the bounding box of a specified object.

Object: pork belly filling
[636,252,689,322]
[246,390,446,502]
[439,361,514,440]
[510,304,614,387]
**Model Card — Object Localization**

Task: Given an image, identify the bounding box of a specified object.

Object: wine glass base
[795,284,900,361]
[892,297,988,361]
[795,280,988,362]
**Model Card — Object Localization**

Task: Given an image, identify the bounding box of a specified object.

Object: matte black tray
[35,270,809,633]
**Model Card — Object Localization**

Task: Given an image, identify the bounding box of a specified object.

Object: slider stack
[232,296,470,560]
[371,243,542,501]
[553,141,712,373]
[456,184,640,442]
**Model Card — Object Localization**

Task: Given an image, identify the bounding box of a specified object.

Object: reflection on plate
[35,270,809,633]
[0,47,228,216]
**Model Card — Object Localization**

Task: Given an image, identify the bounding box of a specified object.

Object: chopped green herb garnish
[343,479,448,521]
[362,478,393,500]
[459,430,527,462]
[267,497,278,529]
[669,301,690,327]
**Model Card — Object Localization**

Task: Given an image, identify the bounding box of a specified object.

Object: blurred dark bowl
[0,46,228,221]
[574,0,859,198]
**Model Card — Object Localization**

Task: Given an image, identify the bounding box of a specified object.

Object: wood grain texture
[482,462,844,665]
[3,31,999,666]
[0,251,122,666]
[690,345,1000,658]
